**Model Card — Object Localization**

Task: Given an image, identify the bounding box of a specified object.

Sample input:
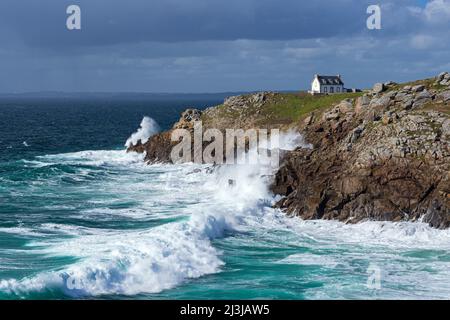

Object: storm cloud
[0,0,449,92]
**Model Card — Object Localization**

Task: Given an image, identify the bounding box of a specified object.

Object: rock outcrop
[128,73,450,228]
[128,92,279,163]
[272,72,450,229]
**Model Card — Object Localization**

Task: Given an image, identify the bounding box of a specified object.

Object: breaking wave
[0,130,449,299]
[125,116,160,148]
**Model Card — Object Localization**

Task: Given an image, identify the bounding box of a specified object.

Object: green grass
[201,88,448,131]
[201,92,365,128]
[262,92,363,124]
[389,77,448,92]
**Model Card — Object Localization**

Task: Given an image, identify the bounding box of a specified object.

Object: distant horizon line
[0,89,304,96]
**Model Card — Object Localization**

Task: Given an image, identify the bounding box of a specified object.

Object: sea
[0,93,449,300]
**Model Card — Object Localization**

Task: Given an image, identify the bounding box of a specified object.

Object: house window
[323,86,328,93]
[337,87,340,93]
[330,87,334,93]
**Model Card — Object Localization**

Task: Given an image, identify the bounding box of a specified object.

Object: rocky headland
[128,73,450,228]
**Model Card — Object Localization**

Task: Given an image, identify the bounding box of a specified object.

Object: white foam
[0,136,281,297]
[2,221,223,296]
[2,131,450,299]
[278,253,339,268]
[125,116,160,148]
[0,227,45,238]
[278,129,313,151]
[38,150,145,167]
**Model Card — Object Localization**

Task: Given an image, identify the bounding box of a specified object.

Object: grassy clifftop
[200,75,449,132]
[201,91,364,130]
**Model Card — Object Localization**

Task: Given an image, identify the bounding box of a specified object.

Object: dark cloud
[0,0,448,93]
[0,0,373,48]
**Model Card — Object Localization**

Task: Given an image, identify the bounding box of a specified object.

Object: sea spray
[0,128,311,297]
[2,121,449,299]
[125,116,160,148]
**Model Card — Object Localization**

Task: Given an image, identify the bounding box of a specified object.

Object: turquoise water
[1,96,450,300]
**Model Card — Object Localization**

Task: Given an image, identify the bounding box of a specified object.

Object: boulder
[411,84,425,92]
[350,126,364,143]
[402,97,414,110]
[336,99,354,113]
[382,111,397,125]
[372,83,385,94]
[437,90,450,102]
[224,95,246,107]
[369,94,392,110]
[394,91,412,102]
[303,115,314,126]
[251,92,267,105]
[384,81,397,87]
[173,109,202,129]
[437,72,448,82]
[355,95,371,114]
[412,90,433,108]
[322,110,340,121]
[384,90,398,100]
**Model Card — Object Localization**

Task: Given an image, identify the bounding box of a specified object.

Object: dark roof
[316,75,344,85]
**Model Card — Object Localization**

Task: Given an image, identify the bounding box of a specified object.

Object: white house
[310,74,344,94]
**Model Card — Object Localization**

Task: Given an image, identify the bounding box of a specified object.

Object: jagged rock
[369,94,392,110]
[440,79,450,86]
[395,91,411,101]
[412,90,432,108]
[304,115,314,126]
[350,126,364,143]
[355,95,371,114]
[437,90,450,102]
[395,92,414,110]
[224,95,246,107]
[402,97,414,110]
[384,90,398,100]
[411,84,425,92]
[437,72,450,86]
[437,72,449,82]
[336,99,354,113]
[372,83,385,94]
[272,98,450,229]
[443,119,450,136]
[382,111,397,125]
[251,92,268,105]
[173,109,202,129]
[384,81,397,87]
[322,110,340,121]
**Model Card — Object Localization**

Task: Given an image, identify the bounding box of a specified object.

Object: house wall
[311,78,321,93]
[320,85,344,94]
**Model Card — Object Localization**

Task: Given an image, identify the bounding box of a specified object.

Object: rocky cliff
[128,73,450,228]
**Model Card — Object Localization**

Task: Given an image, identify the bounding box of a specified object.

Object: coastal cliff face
[273,74,450,229]
[128,73,450,228]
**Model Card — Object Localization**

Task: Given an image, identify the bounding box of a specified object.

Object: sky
[0,0,449,93]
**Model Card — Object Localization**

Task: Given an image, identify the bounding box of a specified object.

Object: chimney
[337,74,341,78]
